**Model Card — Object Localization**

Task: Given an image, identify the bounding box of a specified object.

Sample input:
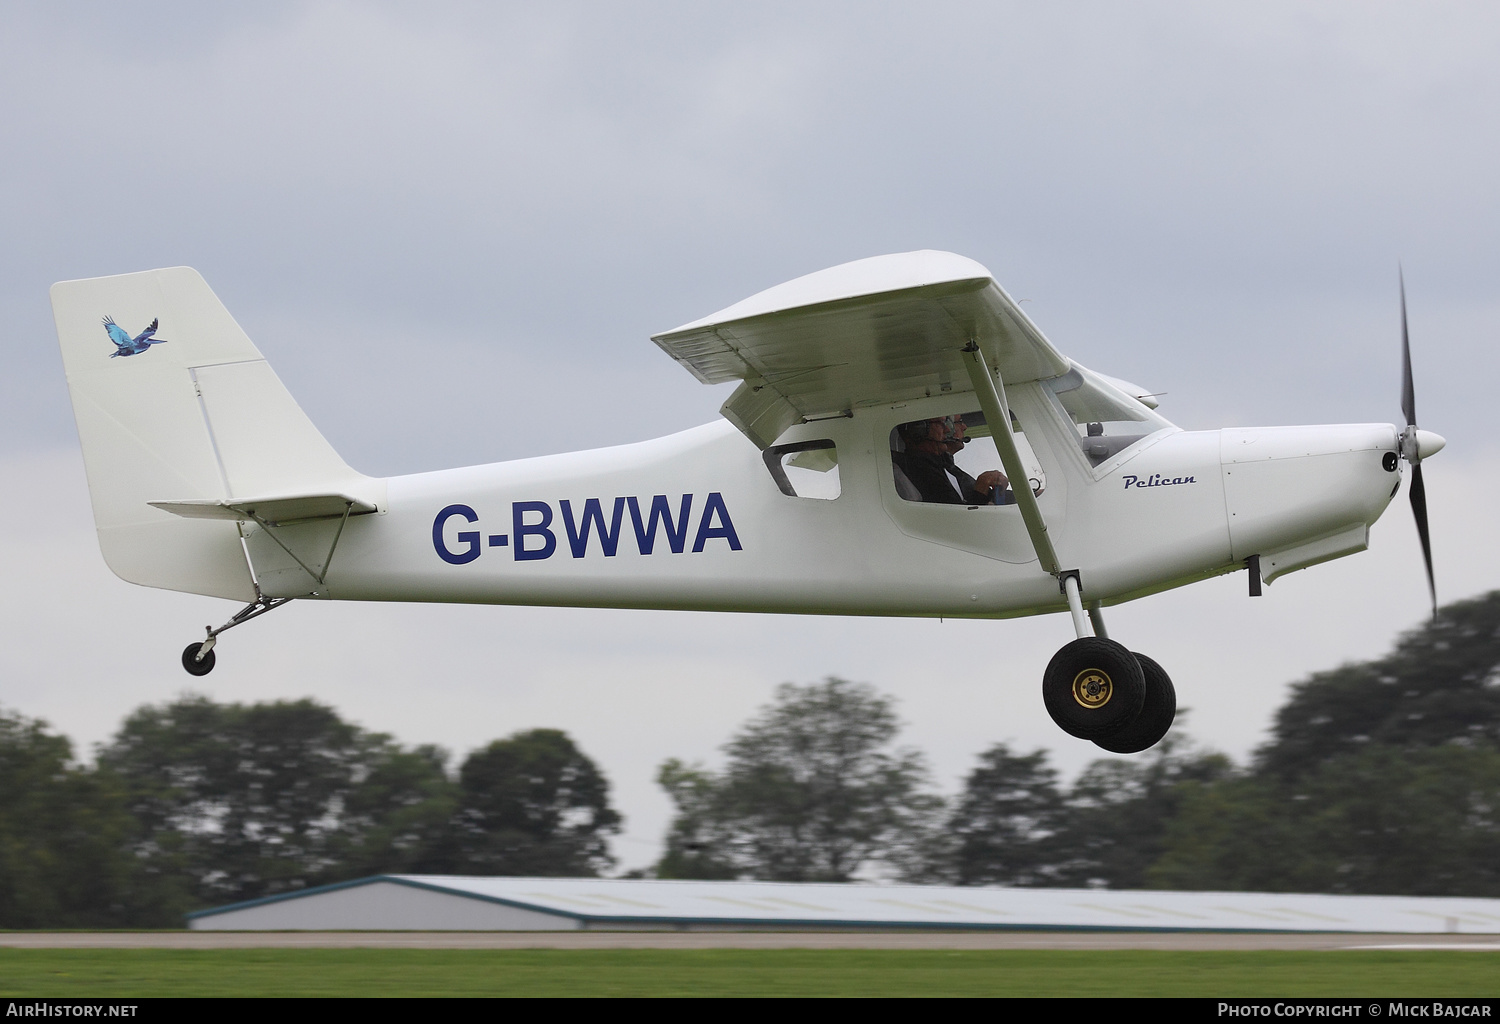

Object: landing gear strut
[1042,573,1176,752]
[179,596,293,676]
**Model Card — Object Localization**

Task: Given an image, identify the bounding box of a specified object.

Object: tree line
[4,591,1499,926]
[0,700,618,927]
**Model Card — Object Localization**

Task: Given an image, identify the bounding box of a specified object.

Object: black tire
[1042,637,1146,740]
[181,643,216,677]
[1093,653,1176,754]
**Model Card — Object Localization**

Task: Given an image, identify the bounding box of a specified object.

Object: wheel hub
[1071,668,1113,709]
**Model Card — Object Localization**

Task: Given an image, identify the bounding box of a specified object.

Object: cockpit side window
[1044,369,1171,467]
[889,411,1044,506]
[764,440,840,499]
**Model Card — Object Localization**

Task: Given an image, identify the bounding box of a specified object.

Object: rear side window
[764,440,840,499]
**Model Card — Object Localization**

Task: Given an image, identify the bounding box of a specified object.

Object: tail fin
[51,267,379,600]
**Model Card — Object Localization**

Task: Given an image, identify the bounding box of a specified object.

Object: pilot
[892,416,1009,504]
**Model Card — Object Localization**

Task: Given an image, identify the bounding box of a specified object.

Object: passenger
[892,416,1008,504]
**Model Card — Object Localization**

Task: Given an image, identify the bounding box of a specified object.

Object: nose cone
[1415,429,1446,461]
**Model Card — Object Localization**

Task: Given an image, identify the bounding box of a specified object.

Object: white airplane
[51,251,1444,753]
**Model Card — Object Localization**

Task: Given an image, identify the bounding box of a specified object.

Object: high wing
[652,250,1072,448]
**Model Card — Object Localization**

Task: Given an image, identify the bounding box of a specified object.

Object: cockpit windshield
[1044,368,1172,467]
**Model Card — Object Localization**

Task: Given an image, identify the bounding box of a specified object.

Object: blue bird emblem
[103,316,168,358]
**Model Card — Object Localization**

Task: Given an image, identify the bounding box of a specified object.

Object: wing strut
[962,343,1096,639]
[245,500,355,587]
[961,342,1061,576]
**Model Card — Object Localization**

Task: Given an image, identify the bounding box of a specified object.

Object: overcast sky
[3,2,1498,872]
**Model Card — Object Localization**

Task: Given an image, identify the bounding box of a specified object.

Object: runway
[1,932,1497,951]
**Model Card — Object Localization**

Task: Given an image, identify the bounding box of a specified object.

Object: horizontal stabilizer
[150,494,377,526]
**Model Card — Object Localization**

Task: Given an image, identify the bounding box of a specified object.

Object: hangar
[187,876,1500,933]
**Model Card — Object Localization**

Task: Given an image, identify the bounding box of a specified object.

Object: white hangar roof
[187,875,1500,933]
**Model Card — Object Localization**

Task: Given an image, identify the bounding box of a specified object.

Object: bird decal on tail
[103,316,167,357]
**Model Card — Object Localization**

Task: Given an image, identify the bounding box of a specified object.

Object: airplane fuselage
[249,384,1401,619]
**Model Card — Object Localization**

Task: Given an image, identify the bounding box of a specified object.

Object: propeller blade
[1400,269,1416,428]
[1409,462,1436,618]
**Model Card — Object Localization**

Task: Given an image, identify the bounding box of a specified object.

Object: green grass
[0,949,1497,997]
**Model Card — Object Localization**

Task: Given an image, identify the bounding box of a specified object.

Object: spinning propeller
[1398,270,1446,618]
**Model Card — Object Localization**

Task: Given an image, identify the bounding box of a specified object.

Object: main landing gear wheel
[1042,637,1145,740]
[181,643,216,677]
[1093,653,1176,754]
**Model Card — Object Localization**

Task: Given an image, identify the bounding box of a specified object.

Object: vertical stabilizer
[51,267,378,600]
